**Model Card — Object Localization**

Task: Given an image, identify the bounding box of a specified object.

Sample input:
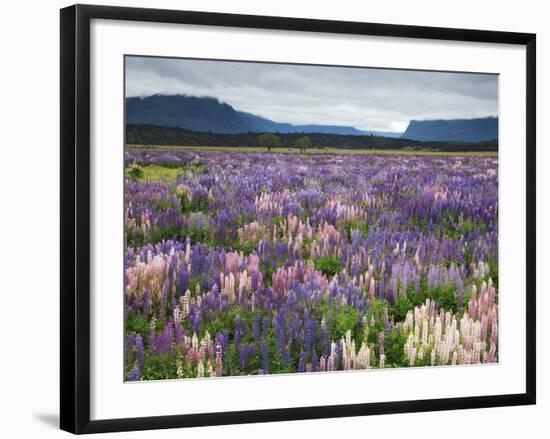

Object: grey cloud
[125,56,498,132]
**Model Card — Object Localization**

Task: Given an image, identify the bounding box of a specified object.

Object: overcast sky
[125,56,498,132]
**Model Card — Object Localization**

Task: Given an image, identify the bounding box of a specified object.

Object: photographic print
[123,56,499,382]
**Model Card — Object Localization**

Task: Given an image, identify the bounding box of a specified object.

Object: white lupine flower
[398,281,498,367]
[379,354,385,369]
[451,351,458,365]
[197,360,205,378]
[421,319,428,346]
[409,348,417,366]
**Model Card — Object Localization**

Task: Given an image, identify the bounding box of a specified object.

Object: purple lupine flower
[234,316,241,347]
[261,316,269,338]
[125,333,135,361]
[148,328,157,354]
[143,287,151,316]
[239,344,256,370]
[336,340,344,370]
[304,319,315,353]
[311,351,319,372]
[378,276,386,301]
[298,351,306,373]
[125,150,498,377]
[261,339,269,373]
[193,314,201,335]
[150,322,173,355]
[135,334,144,368]
[253,312,261,340]
[127,363,141,381]
[178,267,189,295]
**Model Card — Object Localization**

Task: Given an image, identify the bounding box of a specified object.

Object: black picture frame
[60,4,536,434]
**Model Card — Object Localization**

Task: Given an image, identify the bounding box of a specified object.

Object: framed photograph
[60,4,536,434]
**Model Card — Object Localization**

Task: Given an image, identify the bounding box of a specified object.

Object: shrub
[127,162,144,179]
[313,256,342,277]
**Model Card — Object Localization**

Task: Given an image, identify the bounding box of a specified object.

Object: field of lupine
[124,148,498,381]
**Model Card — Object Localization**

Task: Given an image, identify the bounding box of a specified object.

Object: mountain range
[125,94,402,137]
[125,94,498,142]
[402,117,498,142]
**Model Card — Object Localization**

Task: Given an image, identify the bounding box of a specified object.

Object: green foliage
[180,194,209,214]
[384,282,466,325]
[186,277,203,296]
[127,163,182,181]
[408,282,460,313]
[365,299,387,337]
[294,136,312,152]
[302,236,314,250]
[425,283,459,313]
[150,226,181,244]
[392,294,414,322]
[236,214,255,228]
[313,256,342,277]
[344,219,370,240]
[186,224,211,245]
[261,263,275,287]
[271,215,284,227]
[125,311,150,340]
[384,331,408,367]
[487,258,499,289]
[230,240,257,255]
[259,133,281,151]
[127,162,144,179]
[141,353,179,380]
[410,215,429,231]
[441,214,487,241]
[331,305,361,341]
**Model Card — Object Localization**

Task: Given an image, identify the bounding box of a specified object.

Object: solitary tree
[294,136,312,153]
[259,133,280,152]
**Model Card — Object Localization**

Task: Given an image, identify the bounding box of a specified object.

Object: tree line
[126,124,498,152]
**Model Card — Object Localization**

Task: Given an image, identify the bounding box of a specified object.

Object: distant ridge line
[125,94,402,137]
